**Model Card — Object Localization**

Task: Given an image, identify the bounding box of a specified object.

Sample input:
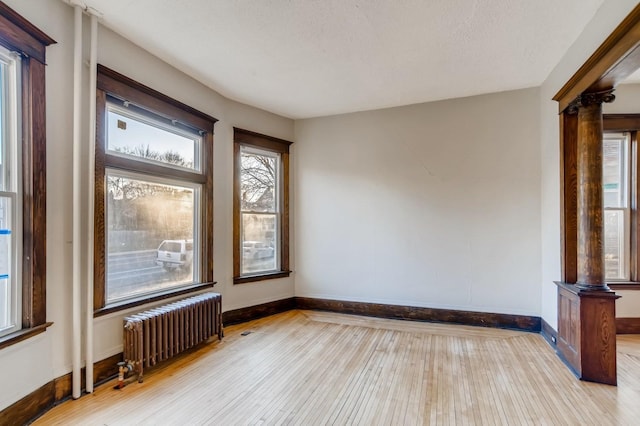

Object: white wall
[0,0,294,411]
[294,88,541,316]
[540,0,640,331]
[605,82,640,113]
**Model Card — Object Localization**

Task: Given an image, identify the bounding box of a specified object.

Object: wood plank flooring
[34,310,640,425]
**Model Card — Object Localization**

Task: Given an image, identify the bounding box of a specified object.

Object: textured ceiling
[80,0,605,119]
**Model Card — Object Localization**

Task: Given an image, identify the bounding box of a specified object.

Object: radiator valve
[117,361,133,389]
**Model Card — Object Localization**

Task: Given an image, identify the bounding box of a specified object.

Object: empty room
[1,0,640,424]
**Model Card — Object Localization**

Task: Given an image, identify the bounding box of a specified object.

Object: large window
[233,128,291,283]
[0,3,54,347]
[95,66,216,313]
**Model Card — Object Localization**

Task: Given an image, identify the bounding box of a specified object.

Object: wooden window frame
[0,2,55,350]
[603,114,640,289]
[233,128,292,284]
[94,65,217,315]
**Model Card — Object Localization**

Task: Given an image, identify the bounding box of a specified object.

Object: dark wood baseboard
[541,318,558,348]
[295,297,541,332]
[616,317,640,334]
[222,297,637,338]
[94,353,123,385]
[0,352,123,424]
[52,352,123,403]
[222,297,296,326]
[53,374,72,404]
[0,380,54,426]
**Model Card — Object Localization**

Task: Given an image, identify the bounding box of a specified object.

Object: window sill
[94,281,216,317]
[608,282,640,290]
[0,322,53,351]
[234,271,292,285]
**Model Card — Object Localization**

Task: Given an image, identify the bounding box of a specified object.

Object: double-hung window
[602,114,640,286]
[603,132,630,281]
[233,128,291,283]
[0,3,53,347]
[0,44,21,337]
[95,66,216,313]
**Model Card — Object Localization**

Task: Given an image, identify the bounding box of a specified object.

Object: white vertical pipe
[72,3,83,400]
[85,11,98,394]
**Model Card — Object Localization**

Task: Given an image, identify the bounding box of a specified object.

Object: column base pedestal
[555,282,620,385]
[574,282,611,291]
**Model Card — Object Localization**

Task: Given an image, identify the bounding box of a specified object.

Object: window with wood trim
[0,3,54,347]
[0,43,23,337]
[233,128,291,284]
[603,114,640,286]
[94,66,217,314]
[603,132,631,280]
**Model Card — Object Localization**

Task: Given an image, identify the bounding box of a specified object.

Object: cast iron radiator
[122,292,222,383]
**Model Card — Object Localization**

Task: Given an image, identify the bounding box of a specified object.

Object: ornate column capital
[566,89,615,115]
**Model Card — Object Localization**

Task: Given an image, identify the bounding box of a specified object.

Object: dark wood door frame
[552,4,640,385]
[554,5,640,114]
[556,5,640,283]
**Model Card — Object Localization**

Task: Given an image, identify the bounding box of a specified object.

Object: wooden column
[555,90,620,386]
[575,94,610,289]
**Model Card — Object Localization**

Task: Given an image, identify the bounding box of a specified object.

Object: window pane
[106,172,198,303]
[0,277,9,330]
[241,213,277,274]
[0,195,12,331]
[604,209,627,280]
[0,60,5,191]
[107,107,200,171]
[240,149,278,212]
[603,135,627,208]
[0,50,18,194]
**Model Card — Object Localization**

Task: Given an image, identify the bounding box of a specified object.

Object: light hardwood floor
[35,310,640,425]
